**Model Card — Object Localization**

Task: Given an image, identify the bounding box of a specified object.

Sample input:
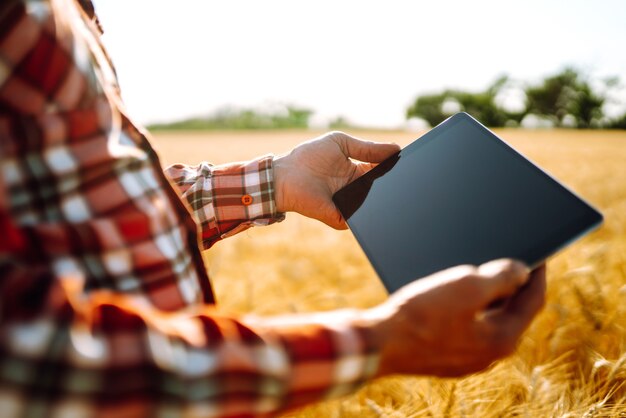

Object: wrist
[355,304,394,378]
[272,154,289,213]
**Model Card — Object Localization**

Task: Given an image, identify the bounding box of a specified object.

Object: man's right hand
[361,259,546,378]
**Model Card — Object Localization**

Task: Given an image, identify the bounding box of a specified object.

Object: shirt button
[241,194,253,205]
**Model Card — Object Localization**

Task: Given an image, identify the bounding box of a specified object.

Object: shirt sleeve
[164,157,285,250]
[0,264,380,417]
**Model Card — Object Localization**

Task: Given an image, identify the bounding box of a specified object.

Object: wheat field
[152,128,626,417]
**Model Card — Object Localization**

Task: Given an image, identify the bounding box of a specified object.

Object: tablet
[332,112,603,293]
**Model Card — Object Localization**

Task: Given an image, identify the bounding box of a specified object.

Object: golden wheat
[153,128,626,417]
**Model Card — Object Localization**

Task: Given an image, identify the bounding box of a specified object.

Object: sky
[95,0,626,129]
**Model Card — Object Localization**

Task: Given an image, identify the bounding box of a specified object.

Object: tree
[406,69,620,129]
[608,112,626,129]
[406,93,447,127]
[451,90,506,127]
[148,104,313,130]
[406,77,513,127]
[525,68,604,128]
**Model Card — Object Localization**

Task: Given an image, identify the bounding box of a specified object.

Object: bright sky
[96,0,626,128]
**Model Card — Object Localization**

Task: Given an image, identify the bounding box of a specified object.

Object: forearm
[0,284,380,417]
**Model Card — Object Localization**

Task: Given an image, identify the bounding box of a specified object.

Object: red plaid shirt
[0,1,379,416]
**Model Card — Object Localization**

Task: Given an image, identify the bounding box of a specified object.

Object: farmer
[0,0,545,416]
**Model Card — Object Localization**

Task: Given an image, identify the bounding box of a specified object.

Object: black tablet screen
[333,113,603,293]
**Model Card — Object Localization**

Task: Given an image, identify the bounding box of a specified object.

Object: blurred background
[94,1,626,416]
[96,0,626,131]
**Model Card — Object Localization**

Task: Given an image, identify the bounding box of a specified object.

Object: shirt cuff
[211,154,286,241]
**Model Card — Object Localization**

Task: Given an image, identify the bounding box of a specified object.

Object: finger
[316,201,349,230]
[476,259,530,306]
[487,264,547,334]
[325,208,348,230]
[502,264,547,323]
[333,132,400,163]
[352,162,378,179]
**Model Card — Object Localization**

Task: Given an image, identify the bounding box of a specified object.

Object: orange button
[241,194,253,205]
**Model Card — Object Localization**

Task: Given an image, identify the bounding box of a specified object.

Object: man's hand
[273,131,400,229]
[361,259,546,378]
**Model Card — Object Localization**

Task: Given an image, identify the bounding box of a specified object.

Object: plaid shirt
[0,1,379,417]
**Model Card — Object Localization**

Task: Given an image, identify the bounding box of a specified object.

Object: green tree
[608,112,626,129]
[406,93,447,127]
[406,77,512,127]
[282,106,312,128]
[525,68,604,128]
[148,105,313,130]
[451,90,506,127]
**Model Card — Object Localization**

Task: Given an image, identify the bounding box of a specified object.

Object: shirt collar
[76,0,103,33]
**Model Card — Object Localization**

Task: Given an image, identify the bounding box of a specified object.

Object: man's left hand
[273,131,400,229]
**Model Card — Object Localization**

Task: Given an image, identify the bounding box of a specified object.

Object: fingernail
[480,258,528,277]
[512,259,531,274]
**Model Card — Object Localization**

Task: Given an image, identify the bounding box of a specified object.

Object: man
[0,0,545,417]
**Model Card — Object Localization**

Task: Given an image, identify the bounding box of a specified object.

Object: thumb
[332,132,401,163]
[476,259,530,307]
